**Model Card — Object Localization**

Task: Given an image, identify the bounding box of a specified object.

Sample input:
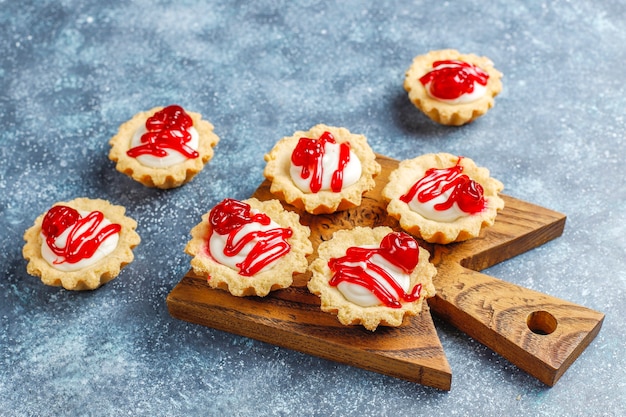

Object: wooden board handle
[429,248,605,386]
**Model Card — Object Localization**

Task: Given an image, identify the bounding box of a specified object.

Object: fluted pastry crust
[185,198,312,297]
[22,198,140,290]
[307,226,436,331]
[382,153,504,244]
[404,49,502,126]
[109,106,219,189]
[263,124,381,214]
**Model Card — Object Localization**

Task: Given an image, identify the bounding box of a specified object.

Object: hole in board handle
[526,310,558,335]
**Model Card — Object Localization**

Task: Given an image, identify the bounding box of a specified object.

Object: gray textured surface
[1,1,625,416]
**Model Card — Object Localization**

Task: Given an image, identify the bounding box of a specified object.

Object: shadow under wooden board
[167,154,604,391]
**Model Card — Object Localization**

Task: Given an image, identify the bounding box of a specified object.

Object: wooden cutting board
[167,154,604,390]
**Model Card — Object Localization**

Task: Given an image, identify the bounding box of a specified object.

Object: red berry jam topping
[291,131,351,193]
[419,60,489,101]
[127,105,199,159]
[208,199,293,277]
[400,157,486,215]
[328,232,423,309]
[41,205,121,265]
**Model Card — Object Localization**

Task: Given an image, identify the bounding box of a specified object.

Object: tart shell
[109,106,220,189]
[382,153,505,244]
[22,198,140,291]
[404,49,503,126]
[263,124,381,214]
[185,198,313,297]
[307,226,437,331]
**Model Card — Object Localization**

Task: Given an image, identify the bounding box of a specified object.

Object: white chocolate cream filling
[209,213,283,274]
[289,141,362,193]
[407,188,467,223]
[41,211,120,272]
[423,80,487,104]
[335,251,411,308]
[130,125,199,168]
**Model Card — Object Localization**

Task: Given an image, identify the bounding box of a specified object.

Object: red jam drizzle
[126,105,199,159]
[291,131,351,193]
[41,205,121,264]
[208,199,293,277]
[419,60,489,100]
[328,232,422,309]
[400,157,486,214]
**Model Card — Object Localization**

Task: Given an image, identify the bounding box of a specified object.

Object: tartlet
[404,49,502,126]
[109,105,220,189]
[307,226,436,331]
[263,124,381,214]
[185,198,312,297]
[22,198,140,290]
[382,152,504,244]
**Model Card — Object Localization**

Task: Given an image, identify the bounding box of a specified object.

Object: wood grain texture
[428,264,604,386]
[166,154,603,389]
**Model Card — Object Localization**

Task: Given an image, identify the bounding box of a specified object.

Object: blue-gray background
[1,1,624,416]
